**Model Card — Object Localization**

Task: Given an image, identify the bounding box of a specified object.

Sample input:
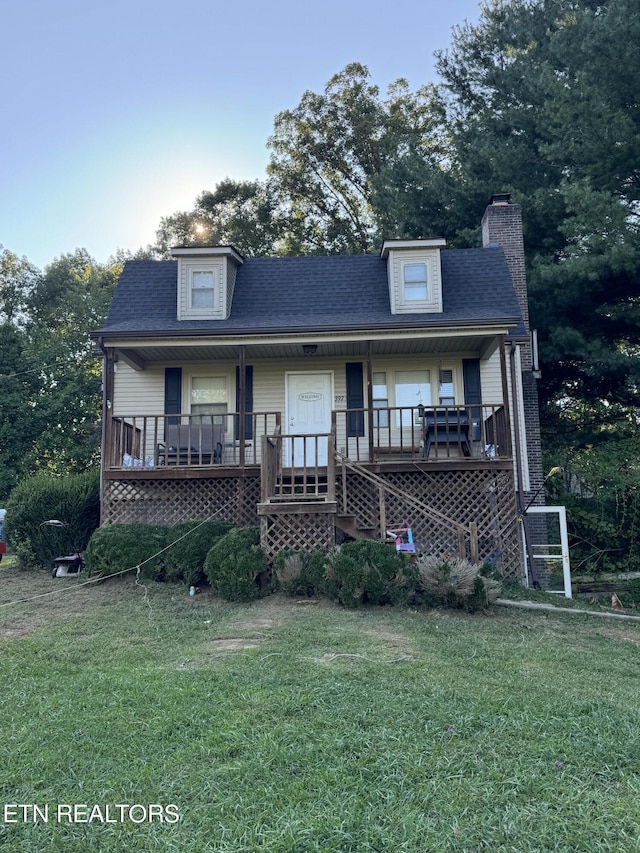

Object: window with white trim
[190,270,216,309]
[395,370,431,426]
[438,369,455,405]
[177,257,225,320]
[190,376,227,427]
[403,262,428,301]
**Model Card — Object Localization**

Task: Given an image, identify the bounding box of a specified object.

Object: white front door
[286,372,333,466]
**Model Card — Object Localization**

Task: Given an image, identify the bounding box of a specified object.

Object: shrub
[163,519,234,586]
[272,549,329,597]
[324,540,416,608]
[84,523,168,578]
[204,526,267,602]
[416,556,501,611]
[4,470,100,569]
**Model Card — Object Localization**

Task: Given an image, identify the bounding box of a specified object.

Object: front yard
[1,567,639,852]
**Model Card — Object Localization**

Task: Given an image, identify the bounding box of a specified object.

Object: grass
[1,566,640,852]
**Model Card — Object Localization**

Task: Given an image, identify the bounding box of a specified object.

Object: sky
[1,0,481,270]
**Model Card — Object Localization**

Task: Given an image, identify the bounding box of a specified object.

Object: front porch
[101,404,521,578]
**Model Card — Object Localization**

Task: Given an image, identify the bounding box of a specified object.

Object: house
[94,195,544,579]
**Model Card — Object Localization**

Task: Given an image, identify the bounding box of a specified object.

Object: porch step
[336,514,377,542]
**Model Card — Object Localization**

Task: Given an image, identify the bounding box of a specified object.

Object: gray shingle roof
[97,247,524,337]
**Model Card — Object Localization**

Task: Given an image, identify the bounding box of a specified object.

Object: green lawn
[1,567,639,852]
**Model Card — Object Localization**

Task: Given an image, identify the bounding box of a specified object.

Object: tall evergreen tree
[436,0,640,417]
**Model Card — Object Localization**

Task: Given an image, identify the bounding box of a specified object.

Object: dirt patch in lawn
[208,638,263,652]
[595,626,640,644]
[230,595,315,634]
[364,626,416,657]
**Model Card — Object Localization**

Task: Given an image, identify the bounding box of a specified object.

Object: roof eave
[93,316,521,343]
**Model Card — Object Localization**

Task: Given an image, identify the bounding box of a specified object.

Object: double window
[372,368,456,426]
[371,370,434,427]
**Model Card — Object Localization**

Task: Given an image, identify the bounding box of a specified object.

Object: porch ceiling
[114,333,502,366]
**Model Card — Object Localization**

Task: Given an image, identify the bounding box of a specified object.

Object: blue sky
[1,0,481,270]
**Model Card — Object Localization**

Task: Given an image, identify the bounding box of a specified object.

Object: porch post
[499,336,512,456]
[366,340,374,462]
[238,344,246,468]
[102,343,115,471]
[100,342,115,524]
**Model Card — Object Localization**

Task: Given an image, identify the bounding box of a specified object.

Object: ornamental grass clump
[416,555,501,611]
[272,549,329,597]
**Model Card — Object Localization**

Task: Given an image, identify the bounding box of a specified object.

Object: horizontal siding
[113,363,165,415]
[479,349,504,404]
[114,355,508,417]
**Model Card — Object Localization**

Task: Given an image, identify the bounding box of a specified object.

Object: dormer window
[381,238,445,315]
[403,262,428,301]
[191,270,217,309]
[172,246,243,321]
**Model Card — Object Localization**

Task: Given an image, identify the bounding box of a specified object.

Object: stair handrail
[335,450,468,535]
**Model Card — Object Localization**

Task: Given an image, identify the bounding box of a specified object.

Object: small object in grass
[445,726,455,734]
[189,586,195,597]
[611,593,623,610]
[555,760,564,766]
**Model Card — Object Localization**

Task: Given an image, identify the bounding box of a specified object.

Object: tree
[154,179,283,258]
[0,246,39,324]
[267,63,452,254]
[0,322,44,499]
[23,251,121,474]
[436,0,640,417]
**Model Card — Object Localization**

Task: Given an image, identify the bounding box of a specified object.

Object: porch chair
[156,422,223,466]
[421,409,471,458]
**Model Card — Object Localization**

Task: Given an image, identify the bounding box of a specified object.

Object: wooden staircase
[335,513,377,542]
[335,452,479,561]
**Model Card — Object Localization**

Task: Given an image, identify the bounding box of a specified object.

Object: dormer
[171,246,244,321]
[381,238,446,315]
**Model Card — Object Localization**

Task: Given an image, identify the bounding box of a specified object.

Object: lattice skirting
[102,468,520,578]
[260,513,335,566]
[102,477,260,528]
[337,467,521,578]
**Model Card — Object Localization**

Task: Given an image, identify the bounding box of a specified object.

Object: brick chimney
[481,193,529,332]
[482,194,546,582]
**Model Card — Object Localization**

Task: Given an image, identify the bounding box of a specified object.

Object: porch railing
[107,412,281,470]
[106,404,510,471]
[333,403,510,462]
[261,432,336,502]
